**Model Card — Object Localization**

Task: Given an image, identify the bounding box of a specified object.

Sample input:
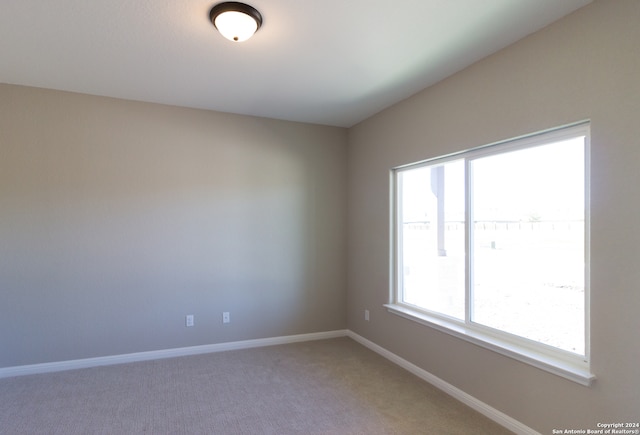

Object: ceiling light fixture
[210,2,262,42]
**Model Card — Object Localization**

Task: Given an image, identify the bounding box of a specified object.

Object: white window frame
[386,122,594,386]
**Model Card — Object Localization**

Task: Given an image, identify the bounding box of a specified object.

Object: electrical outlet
[222,312,230,324]
[186,314,194,327]
[364,309,370,321]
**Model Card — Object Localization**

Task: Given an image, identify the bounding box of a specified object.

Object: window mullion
[465,158,472,325]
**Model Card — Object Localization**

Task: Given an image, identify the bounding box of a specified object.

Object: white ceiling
[0,0,592,127]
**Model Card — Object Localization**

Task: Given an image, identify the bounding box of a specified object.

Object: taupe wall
[347,1,639,433]
[0,84,347,367]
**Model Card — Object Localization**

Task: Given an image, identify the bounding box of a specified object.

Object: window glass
[393,126,588,358]
[470,139,585,354]
[399,160,465,319]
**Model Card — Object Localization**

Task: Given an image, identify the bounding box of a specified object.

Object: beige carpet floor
[0,337,513,434]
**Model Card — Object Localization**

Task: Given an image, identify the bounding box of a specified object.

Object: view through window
[395,124,588,357]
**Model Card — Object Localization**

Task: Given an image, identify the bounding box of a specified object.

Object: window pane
[399,160,465,319]
[470,138,585,354]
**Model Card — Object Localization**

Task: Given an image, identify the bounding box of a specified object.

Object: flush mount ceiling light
[210,2,262,42]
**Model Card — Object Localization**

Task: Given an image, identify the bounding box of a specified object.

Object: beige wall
[0,84,347,367]
[347,0,639,432]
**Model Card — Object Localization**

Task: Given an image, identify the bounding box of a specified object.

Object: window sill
[384,303,595,387]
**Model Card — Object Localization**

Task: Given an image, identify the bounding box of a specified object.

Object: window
[388,123,593,385]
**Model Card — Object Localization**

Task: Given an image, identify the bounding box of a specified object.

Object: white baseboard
[346,330,540,435]
[0,328,536,434]
[0,329,348,379]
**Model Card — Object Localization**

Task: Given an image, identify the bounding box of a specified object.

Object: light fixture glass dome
[214,11,258,42]
[210,2,262,42]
